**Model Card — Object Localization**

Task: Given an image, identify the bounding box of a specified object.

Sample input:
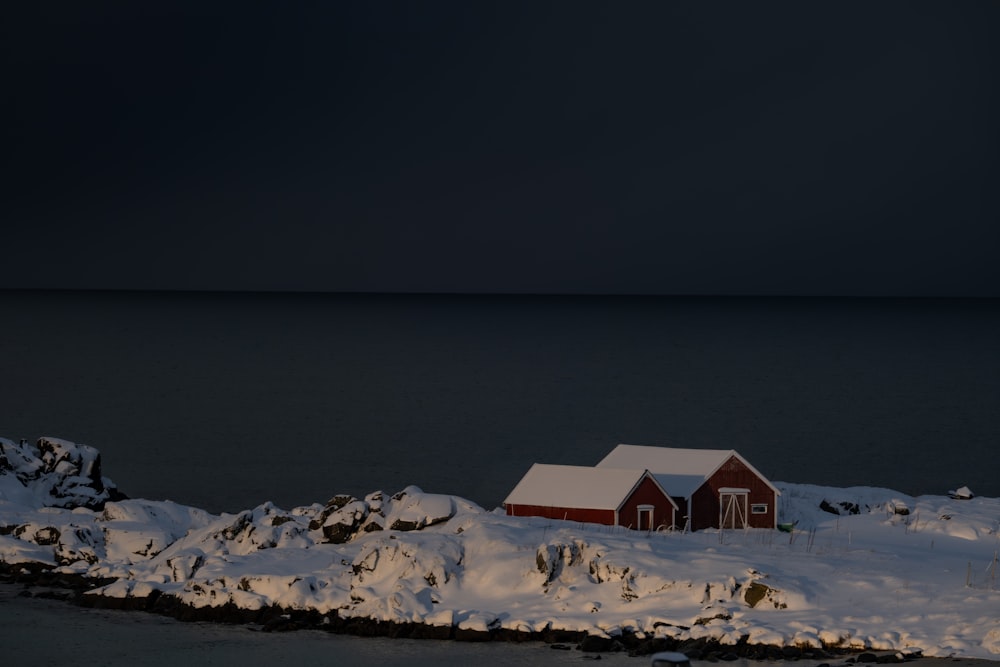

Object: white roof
[598,444,780,498]
[504,464,674,511]
[650,473,710,499]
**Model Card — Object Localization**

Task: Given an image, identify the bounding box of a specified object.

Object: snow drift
[2,437,999,659]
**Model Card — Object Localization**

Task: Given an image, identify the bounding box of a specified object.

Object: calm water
[0,587,631,667]
[1,290,998,513]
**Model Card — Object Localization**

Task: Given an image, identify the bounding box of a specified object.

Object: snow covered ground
[2,437,998,659]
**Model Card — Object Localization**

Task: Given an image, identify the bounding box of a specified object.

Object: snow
[504,464,671,510]
[651,473,710,500]
[597,445,781,497]
[3,437,1000,659]
[598,445,737,477]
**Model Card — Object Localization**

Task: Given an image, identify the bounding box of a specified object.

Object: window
[751,503,768,514]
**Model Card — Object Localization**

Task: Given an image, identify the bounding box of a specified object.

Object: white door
[637,505,654,531]
[720,491,748,529]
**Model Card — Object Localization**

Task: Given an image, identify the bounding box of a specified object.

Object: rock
[857,652,879,663]
[454,627,492,642]
[319,500,370,544]
[262,616,301,632]
[33,526,62,546]
[580,635,617,652]
[0,437,125,510]
[820,499,841,515]
[820,500,861,516]
[838,501,860,515]
[743,581,785,609]
[386,488,455,530]
[694,611,732,625]
[876,654,905,664]
[766,645,785,660]
[782,645,803,659]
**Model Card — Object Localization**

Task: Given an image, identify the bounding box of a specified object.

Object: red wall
[505,504,614,525]
[618,475,675,530]
[690,455,776,530]
[505,475,675,530]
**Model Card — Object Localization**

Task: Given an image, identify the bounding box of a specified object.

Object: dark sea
[2,290,998,512]
[2,290,999,665]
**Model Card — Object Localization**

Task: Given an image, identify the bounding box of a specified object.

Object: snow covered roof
[503,464,675,511]
[598,444,780,498]
[650,473,711,499]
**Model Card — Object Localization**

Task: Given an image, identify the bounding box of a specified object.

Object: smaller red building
[597,445,780,531]
[503,464,678,531]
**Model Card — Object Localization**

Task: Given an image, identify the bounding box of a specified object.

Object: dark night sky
[4,2,998,296]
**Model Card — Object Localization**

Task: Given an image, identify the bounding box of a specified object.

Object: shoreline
[0,570,987,663]
[3,438,999,662]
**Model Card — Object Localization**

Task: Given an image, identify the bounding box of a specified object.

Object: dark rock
[326,495,356,511]
[454,627,492,642]
[262,616,301,632]
[33,526,61,546]
[838,502,860,515]
[820,500,841,515]
[580,635,616,652]
[766,645,785,660]
[677,638,710,658]
[492,627,536,643]
[858,652,879,663]
[322,520,361,544]
[543,629,587,644]
[550,644,572,650]
[695,611,732,625]
[388,519,422,532]
[876,654,905,664]
[743,644,771,660]
[627,639,655,656]
[409,623,452,640]
[744,581,784,608]
[782,645,803,659]
[721,653,740,661]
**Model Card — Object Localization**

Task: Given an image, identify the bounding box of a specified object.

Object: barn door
[720,490,748,529]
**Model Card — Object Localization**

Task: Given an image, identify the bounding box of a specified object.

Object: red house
[597,445,780,531]
[503,463,678,531]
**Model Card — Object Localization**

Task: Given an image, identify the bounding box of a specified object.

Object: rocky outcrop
[0,437,125,510]
[307,486,457,545]
[819,499,861,516]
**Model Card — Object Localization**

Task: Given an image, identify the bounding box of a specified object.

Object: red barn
[597,445,780,531]
[503,463,678,531]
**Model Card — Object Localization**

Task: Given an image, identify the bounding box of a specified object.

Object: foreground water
[0,586,626,666]
[3,588,998,667]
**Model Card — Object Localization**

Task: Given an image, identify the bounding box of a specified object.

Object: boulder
[743,581,786,609]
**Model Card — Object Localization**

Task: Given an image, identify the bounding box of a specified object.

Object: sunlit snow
[2,437,998,659]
